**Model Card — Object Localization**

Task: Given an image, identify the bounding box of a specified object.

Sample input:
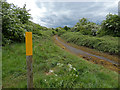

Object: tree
[72,18,100,36]
[14,4,31,24]
[2,1,31,45]
[101,14,120,37]
[79,18,89,25]
[64,26,68,31]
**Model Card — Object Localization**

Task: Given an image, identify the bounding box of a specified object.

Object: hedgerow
[1,1,48,45]
[61,32,118,54]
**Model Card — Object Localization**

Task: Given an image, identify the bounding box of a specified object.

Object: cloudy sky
[7,0,119,28]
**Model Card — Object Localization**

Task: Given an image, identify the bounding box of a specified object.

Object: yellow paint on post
[25,32,33,56]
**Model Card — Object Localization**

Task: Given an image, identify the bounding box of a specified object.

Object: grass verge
[2,31,119,88]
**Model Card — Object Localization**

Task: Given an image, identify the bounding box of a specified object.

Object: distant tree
[56,28,58,32]
[79,18,89,25]
[64,26,68,31]
[70,17,101,36]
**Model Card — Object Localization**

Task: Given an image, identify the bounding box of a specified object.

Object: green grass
[61,32,118,55]
[2,31,119,88]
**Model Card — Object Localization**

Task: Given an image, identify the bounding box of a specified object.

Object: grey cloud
[35,2,118,28]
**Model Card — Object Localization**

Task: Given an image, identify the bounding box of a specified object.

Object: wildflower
[44,79,46,82]
[73,68,76,71]
[68,64,72,68]
[49,69,54,73]
[69,68,72,71]
[55,74,58,76]
[57,63,63,67]
[59,63,63,67]
[57,63,60,66]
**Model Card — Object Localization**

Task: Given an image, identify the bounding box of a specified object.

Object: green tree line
[56,14,120,37]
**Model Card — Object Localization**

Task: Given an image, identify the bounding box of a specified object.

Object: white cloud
[7,0,47,25]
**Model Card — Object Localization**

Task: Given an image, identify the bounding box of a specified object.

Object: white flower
[76,75,78,77]
[57,63,60,66]
[49,69,54,73]
[73,68,76,71]
[57,63,63,67]
[68,64,72,68]
[55,74,58,76]
[61,64,63,66]
[69,68,72,71]
[44,79,46,82]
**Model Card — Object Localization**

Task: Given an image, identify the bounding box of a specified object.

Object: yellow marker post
[25,32,33,89]
[26,32,32,56]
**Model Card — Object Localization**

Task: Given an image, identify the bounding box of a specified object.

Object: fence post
[25,32,33,89]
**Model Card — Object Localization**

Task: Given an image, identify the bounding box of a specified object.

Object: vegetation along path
[53,35,119,73]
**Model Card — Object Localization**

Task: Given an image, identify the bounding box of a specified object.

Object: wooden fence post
[25,32,33,89]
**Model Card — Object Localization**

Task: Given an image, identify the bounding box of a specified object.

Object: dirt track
[53,35,119,73]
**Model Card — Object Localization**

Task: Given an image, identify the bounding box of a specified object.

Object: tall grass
[2,31,118,88]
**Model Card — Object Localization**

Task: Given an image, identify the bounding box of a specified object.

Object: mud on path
[53,35,119,73]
